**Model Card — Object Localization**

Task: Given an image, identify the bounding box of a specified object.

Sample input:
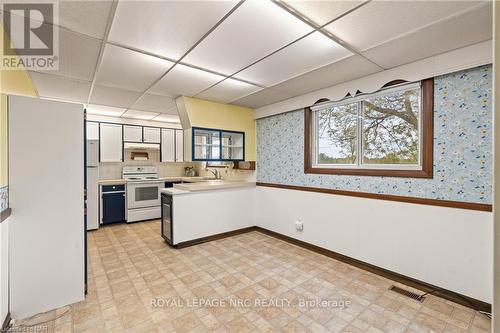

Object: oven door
[127,181,162,209]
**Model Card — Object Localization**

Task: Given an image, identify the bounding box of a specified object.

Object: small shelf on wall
[192,127,245,161]
[233,161,255,170]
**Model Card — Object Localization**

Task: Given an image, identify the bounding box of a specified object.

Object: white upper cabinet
[123,125,143,142]
[100,123,122,162]
[175,129,184,162]
[161,128,175,162]
[86,122,99,140]
[143,127,161,143]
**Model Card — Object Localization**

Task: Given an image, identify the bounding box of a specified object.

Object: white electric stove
[122,166,163,222]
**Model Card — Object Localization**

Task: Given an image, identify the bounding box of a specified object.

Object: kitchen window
[304,79,433,178]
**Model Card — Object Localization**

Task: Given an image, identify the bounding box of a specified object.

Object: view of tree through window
[317,103,358,164]
[315,84,421,167]
[362,87,420,164]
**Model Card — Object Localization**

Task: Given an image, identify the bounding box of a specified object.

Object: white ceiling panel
[29,72,90,103]
[270,55,381,96]
[39,28,101,81]
[183,0,314,75]
[95,44,174,92]
[132,93,176,113]
[232,88,294,109]
[362,4,493,69]
[235,31,351,86]
[7,1,112,39]
[86,104,126,117]
[122,110,160,120]
[325,1,484,51]
[108,1,237,60]
[152,114,181,123]
[150,64,225,97]
[196,79,262,103]
[282,0,364,26]
[89,85,142,108]
[52,1,113,39]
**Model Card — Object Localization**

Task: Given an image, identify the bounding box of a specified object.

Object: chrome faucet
[206,168,222,179]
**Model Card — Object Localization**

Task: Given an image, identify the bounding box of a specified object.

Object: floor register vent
[389,285,425,302]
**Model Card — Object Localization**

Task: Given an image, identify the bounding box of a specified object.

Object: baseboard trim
[1,312,11,332]
[171,225,490,313]
[175,226,257,249]
[255,226,491,313]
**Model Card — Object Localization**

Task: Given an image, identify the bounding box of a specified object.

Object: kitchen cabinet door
[123,125,142,142]
[100,123,123,162]
[193,128,221,160]
[144,127,160,143]
[86,121,99,140]
[101,192,126,224]
[161,128,175,162]
[175,129,184,162]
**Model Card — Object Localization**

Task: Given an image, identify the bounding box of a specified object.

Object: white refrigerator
[86,139,99,230]
[9,95,85,318]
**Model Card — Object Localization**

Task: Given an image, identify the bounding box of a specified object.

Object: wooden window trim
[304,78,434,178]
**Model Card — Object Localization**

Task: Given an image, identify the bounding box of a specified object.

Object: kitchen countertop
[98,176,212,185]
[161,180,256,195]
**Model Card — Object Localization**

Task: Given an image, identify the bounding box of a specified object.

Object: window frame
[304,78,434,178]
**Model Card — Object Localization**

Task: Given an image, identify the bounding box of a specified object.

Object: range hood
[124,142,160,150]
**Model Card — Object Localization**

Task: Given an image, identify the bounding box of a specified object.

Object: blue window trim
[191,126,245,162]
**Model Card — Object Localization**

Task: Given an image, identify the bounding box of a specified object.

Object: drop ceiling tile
[325,1,483,51]
[232,88,294,109]
[196,79,262,103]
[122,110,160,120]
[270,55,381,96]
[39,28,101,81]
[108,1,237,60]
[89,85,142,108]
[235,31,351,86]
[132,93,176,113]
[282,0,364,25]
[29,72,90,103]
[362,4,493,69]
[150,64,225,97]
[95,44,174,92]
[52,1,113,39]
[86,104,126,117]
[152,114,180,123]
[6,1,112,39]
[183,0,314,75]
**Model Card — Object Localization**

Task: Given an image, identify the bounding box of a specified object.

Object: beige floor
[12,220,491,333]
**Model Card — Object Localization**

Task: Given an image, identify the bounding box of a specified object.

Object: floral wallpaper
[256,65,492,204]
[0,186,8,212]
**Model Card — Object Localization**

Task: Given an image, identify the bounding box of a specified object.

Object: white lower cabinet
[100,123,122,162]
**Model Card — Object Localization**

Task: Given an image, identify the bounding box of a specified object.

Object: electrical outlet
[295,220,303,231]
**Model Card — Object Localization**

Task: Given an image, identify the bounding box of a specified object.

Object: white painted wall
[255,186,493,303]
[0,219,9,323]
[9,96,84,319]
[173,188,255,244]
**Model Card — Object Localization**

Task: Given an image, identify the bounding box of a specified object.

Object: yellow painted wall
[0,94,7,187]
[177,96,256,161]
[0,24,38,188]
